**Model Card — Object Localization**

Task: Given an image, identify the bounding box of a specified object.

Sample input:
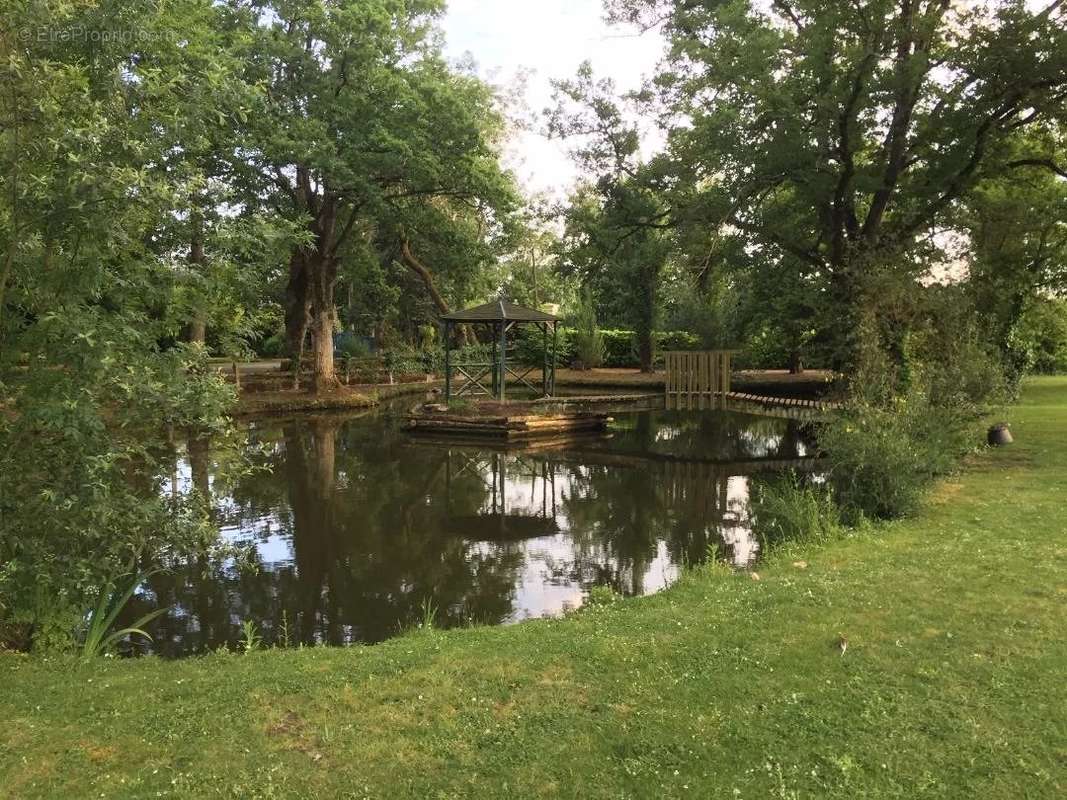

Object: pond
[128,399,817,656]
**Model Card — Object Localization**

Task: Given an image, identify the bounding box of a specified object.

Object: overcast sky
[439,0,664,198]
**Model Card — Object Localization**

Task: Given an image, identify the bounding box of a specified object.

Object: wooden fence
[664,350,735,410]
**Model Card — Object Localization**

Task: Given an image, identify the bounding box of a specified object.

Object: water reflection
[127,407,817,656]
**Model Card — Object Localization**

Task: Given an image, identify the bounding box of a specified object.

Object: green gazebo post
[440,300,560,403]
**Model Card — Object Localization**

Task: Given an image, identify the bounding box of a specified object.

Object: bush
[258,333,286,358]
[335,333,372,360]
[572,290,606,369]
[1015,299,1067,375]
[512,327,701,369]
[574,329,606,369]
[819,394,982,522]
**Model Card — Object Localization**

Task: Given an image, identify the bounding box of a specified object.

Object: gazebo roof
[441,300,560,323]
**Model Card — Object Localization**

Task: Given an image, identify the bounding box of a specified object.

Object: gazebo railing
[451,359,495,396]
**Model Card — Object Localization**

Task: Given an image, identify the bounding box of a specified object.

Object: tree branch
[1007,158,1067,179]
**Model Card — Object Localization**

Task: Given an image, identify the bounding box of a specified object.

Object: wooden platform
[404,411,612,439]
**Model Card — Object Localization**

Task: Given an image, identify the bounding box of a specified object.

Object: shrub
[512,327,701,369]
[572,289,606,370]
[819,394,982,522]
[258,332,286,358]
[1015,298,1067,375]
[335,333,372,360]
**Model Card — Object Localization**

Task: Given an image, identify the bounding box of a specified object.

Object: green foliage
[335,335,372,360]
[277,611,292,649]
[234,0,520,381]
[605,0,1066,375]
[417,598,439,631]
[551,65,671,372]
[750,474,843,547]
[584,584,621,608]
[572,289,606,369]
[1015,299,1067,375]
[811,297,1003,522]
[0,0,244,648]
[240,620,262,654]
[80,572,168,660]
[513,327,700,368]
[820,396,982,522]
[258,333,287,358]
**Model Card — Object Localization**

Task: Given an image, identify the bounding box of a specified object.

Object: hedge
[514,328,701,368]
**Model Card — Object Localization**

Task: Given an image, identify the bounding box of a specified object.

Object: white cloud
[440,0,664,198]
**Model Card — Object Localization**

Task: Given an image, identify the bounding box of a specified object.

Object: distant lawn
[2,378,1064,799]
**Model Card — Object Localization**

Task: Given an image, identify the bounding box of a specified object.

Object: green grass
[2,377,1065,799]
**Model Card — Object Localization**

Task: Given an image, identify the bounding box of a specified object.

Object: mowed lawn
[1,378,1064,799]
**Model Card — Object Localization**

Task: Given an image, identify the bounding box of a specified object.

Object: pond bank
[228,364,833,416]
[2,377,1063,799]
[232,379,436,416]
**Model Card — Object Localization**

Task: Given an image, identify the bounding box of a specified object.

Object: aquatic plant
[278,610,292,649]
[750,472,842,548]
[417,598,439,631]
[240,620,262,653]
[80,572,168,660]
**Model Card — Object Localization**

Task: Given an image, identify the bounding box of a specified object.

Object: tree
[608,0,1067,373]
[0,0,238,645]
[228,0,515,390]
[497,197,565,309]
[550,64,671,372]
[965,134,1067,383]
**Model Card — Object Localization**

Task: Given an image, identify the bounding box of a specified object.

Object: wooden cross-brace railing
[453,363,494,396]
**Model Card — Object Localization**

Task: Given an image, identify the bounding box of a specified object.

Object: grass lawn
[2,378,1064,799]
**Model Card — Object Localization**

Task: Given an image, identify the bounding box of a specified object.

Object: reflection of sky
[468,535,682,622]
[722,476,759,567]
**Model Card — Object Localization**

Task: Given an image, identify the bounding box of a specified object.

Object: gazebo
[441,300,560,402]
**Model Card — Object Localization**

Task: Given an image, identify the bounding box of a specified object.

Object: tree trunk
[826,268,862,374]
[637,333,655,373]
[310,303,338,392]
[186,214,208,345]
[186,434,212,507]
[788,350,804,374]
[400,239,472,346]
[284,250,311,390]
[636,266,657,373]
[188,318,207,345]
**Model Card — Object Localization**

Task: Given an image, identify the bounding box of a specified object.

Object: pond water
[128,400,817,656]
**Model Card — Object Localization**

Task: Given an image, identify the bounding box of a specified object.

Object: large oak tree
[609,0,1067,370]
[228,0,515,390]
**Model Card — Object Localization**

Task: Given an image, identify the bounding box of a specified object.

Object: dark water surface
[131,401,816,656]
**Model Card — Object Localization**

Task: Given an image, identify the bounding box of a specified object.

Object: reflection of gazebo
[443,449,559,541]
[441,300,560,402]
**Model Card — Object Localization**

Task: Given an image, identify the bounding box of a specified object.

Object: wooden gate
[664,351,735,410]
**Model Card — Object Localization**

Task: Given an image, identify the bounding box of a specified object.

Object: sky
[439,0,664,199]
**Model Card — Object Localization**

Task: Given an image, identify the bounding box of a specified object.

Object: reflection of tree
[137,412,531,655]
[132,407,813,656]
[555,409,811,583]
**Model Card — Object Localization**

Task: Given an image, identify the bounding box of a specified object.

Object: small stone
[792,561,808,569]
[750,572,761,581]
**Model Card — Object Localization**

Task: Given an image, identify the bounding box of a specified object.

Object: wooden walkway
[724,391,839,414]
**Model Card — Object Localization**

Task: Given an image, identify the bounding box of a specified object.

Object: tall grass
[749,473,843,549]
